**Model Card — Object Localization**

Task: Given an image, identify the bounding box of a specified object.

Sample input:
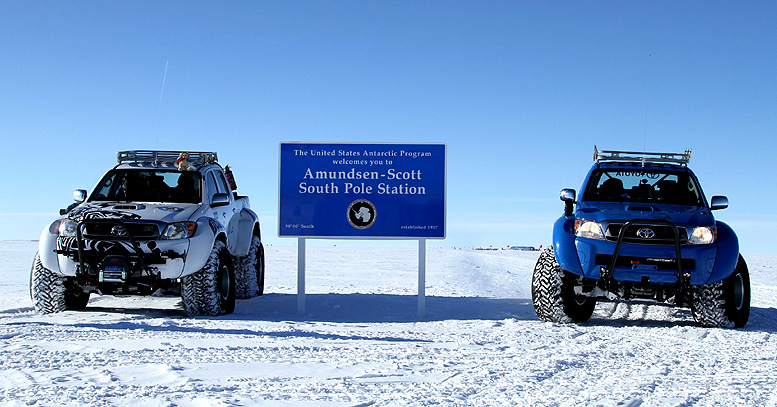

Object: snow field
[1,241,776,406]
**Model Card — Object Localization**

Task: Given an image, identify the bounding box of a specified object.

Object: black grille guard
[75,218,152,274]
[600,219,686,292]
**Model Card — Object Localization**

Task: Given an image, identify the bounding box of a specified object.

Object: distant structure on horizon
[472,245,541,251]
[509,246,539,251]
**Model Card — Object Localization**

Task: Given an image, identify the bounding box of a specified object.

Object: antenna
[642,54,652,168]
[155,61,169,152]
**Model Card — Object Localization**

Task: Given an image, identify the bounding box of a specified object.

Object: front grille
[82,222,161,240]
[597,254,695,270]
[605,223,687,245]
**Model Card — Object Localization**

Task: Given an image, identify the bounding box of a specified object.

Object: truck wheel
[181,241,236,316]
[64,278,90,310]
[30,253,67,314]
[234,236,265,299]
[256,240,265,296]
[532,246,596,323]
[724,255,751,328]
[30,253,88,313]
[691,255,750,328]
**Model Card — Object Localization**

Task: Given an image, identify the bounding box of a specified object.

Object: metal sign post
[297,238,306,314]
[295,237,428,317]
[418,238,426,318]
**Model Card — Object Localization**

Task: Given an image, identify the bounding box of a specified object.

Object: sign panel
[278,142,446,239]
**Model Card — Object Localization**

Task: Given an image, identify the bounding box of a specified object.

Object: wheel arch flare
[183,217,226,276]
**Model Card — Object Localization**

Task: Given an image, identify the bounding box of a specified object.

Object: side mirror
[560,189,576,216]
[74,189,87,203]
[211,192,231,207]
[61,190,87,214]
[710,195,729,210]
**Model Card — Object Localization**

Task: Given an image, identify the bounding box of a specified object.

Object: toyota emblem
[111,225,128,236]
[636,227,656,239]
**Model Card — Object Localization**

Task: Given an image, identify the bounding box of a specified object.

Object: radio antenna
[155,61,169,151]
[642,54,652,167]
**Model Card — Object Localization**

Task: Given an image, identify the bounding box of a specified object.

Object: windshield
[583,168,703,206]
[90,169,202,204]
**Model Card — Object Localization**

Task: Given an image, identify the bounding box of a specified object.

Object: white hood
[67,201,203,224]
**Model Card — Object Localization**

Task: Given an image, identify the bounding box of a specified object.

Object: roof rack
[594,145,691,166]
[117,150,218,167]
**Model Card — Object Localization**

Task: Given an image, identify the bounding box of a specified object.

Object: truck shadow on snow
[68,293,777,333]
[586,301,777,332]
[75,293,537,323]
[232,293,537,323]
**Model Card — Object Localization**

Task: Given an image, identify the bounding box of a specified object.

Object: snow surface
[1,240,776,406]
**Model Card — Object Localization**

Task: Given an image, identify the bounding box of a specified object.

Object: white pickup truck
[31,150,265,316]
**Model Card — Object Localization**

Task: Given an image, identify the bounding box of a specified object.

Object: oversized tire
[30,253,90,314]
[64,278,90,310]
[234,236,265,299]
[31,253,67,314]
[181,240,236,316]
[256,242,265,296]
[691,255,750,328]
[532,246,596,323]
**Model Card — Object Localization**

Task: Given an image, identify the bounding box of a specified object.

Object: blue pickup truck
[532,147,749,328]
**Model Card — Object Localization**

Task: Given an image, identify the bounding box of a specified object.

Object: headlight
[58,219,78,237]
[161,222,197,240]
[688,226,716,244]
[575,219,605,240]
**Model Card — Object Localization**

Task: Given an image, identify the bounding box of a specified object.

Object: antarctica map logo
[347,199,376,229]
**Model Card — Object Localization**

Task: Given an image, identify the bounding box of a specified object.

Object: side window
[206,172,218,198]
[215,171,230,194]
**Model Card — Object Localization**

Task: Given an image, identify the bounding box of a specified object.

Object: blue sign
[278,143,446,239]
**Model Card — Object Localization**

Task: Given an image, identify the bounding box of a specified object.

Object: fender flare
[552,216,584,275]
[38,219,63,274]
[182,217,226,276]
[228,208,260,257]
[708,220,739,284]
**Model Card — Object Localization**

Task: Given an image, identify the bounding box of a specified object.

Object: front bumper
[575,237,717,285]
[56,236,189,280]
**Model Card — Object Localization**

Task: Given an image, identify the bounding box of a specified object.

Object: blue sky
[1,1,775,254]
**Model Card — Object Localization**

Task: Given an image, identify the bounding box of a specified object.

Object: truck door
[206,169,237,241]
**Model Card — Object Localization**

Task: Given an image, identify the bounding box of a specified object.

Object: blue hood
[575,201,715,227]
